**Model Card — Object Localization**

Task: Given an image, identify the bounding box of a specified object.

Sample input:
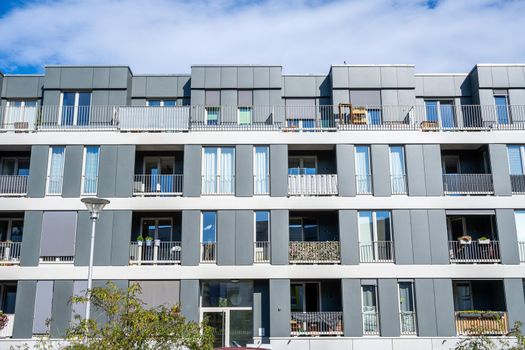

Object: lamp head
[81,197,110,219]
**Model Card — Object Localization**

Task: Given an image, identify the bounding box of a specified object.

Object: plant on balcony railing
[288,241,340,263]
[0,311,8,331]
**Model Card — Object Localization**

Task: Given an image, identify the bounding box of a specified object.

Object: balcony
[511,175,525,194]
[400,311,417,335]
[443,174,494,195]
[133,174,183,196]
[1,104,37,131]
[0,314,15,338]
[119,106,190,132]
[362,312,380,335]
[448,241,500,263]
[0,242,21,265]
[39,105,119,130]
[290,312,343,336]
[0,175,28,196]
[359,241,394,263]
[201,242,216,263]
[455,311,508,335]
[288,174,338,196]
[129,241,181,265]
[254,241,270,263]
[289,241,340,264]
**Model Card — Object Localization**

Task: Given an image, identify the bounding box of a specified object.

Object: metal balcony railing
[0,175,28,196]
[0,314,15,338]
[362,312,380,335]
[443,174,494,195]
[359,241,394,263]
[254,241,270,263]
[288,174,338,196]
[201,175,235,195]
[448,241,501,263]
[39,256,74,264]
[1,105,38,131]
[290,312,343,336]
[201,242,216,262]
[356,174,373,194]
[289,241,340,264]
[455,311,508,335]
[39,105,119,130]
[391,175,407,194]
[129,241,181,265]
[119,106,190,131]
[519,241,525,262]
[81,175,98,195]
[253,175,270,195]
[0,242,21,264]
[133,174,183,196]
[400,311,417,335]
[510,175,525,194]
[46,175,63,195]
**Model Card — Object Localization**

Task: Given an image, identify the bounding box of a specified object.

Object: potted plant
[145,236,154,247]
[478,236,491,245]
[0,311,8,331]
[136,235,144,247]
[458,235,472,245]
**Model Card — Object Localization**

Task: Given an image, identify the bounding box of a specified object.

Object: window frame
[290,281,321,312]
[0,157,30,176]
[288,156,318,175]
[45,146,66,195]
[139,217,174,241]
[59,91,92,126]
[0,218,24,242]
[254,211,270,243]
[507,145,525,175]
[80,145,100,195]
[289,216,320,242]
[201,147,236,194]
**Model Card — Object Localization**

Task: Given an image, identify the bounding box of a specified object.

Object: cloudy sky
[0,0,523,74]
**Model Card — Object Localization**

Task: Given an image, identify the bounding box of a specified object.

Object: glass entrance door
[203,309,252,348]
[203,311,225,348]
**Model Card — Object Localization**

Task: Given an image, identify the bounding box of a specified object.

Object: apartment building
[0,63,524,349]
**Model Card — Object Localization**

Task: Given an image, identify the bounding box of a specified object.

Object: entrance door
[203,311,225,348]
[202,309,253,347]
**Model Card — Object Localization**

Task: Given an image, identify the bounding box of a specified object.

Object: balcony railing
[254,241,270,263]
[455,311,508,335]
[82,175,98,195]
[519,241,525,262]
[288,174,338,196]
[511,175,525,194]
[363,312,380,335]
[39,256,74,264]
[0,242,21,264]
[356,175,373,195]
[0,175,28,196]
[443,174,494,195]
[254,175,270,195]
[290,312,343,336]
[2,104,525,132]
[359,241,394,263]
[400,311,417,335]
[133,174,183,196]
[201,242,216,262]
[391,175,407,194]
[448,240,501,263]
[129,241,181,265]
[201,175,235,195]
[289,241,340,264]
[0,314,15,338]
[46,175,63,195]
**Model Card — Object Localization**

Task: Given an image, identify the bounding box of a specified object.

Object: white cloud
[0,0,524,74]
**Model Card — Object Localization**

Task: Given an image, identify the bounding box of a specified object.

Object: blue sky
[0,0,524,75]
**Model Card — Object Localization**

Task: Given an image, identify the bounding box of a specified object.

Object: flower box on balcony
[478,237,491,245]
[458,235,472,245]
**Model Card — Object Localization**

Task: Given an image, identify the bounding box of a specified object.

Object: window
[398,282,417,334]
[289,217,319,241]
[202,147,235,194]
[254,211,270,262]
[359,211,393,262]
[362,285,379,335]
[238,91,253,125]
[355,146,372,194]
[424,100,455,128]
[60,91,91,126]
[290,282,320,312]
[0,157,30,176]
[389,146,407,194]
[0,284,17,314]
[5,100,38,127]
[143,156,176,193]
[453,282,473,311]
[508,145,525,175]
[146,99,177,107]
[140,218,173,241]
[288,156,316,175]
[0,218,24,242]
[82,146,100,195]
[494,94,510,125]
[40,211,77,263]
[253,146,269,194]
[47,146,65,194]
[201,211,217,262]
[516,212,525,261]
[442,155,461,174]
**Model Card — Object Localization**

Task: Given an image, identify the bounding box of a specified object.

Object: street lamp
[81,197,110,322]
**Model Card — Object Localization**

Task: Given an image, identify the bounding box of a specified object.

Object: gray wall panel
[339,210,359,265]
[496,209,520,264]
[94,211,114,266]
[270,210,289,265]
[217,210,236,265]
[49,280,74,338]
[378,279,401,337]
[74,211,90,266]
[236,210,254,265]
[27,145,49,198]
[33,280,54,334]
[238,67,254,88]
[3,76,42,98]
[405,145,426,196]
[183,145,202,197]
[392,210,413,264]
[12,280,37,339]
[410,210,432,264]
[62,145,83,198]
[504,278,525,326]
[181,210,201,266]
[371,145,391,196]
[93,68,110,89]
[336,144,356,196]
[341,279,363,336]
[414,279,437,336]
[236,145,253,197]
[253,67,270,88]
[180,280,199,323]
[220,67,237,88]
[20,211,43,266]
[204,67,221,89]
[115,145,135,197]
[423,144,444,196]
[269,279,291,337]
[489,144,512,196]
[433,279,456,336]
[110,210,133,266]
[270,144,288,197]
[97,145,118,197]
[428,210,450,264]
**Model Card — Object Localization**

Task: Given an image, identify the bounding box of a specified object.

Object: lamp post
[81,197,110,323]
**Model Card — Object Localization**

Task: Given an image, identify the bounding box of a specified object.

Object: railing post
[137,244,142,266]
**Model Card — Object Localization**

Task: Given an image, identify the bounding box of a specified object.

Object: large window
[140,218,173,241]
[201,211,217,262]
[358,211,393,262]
[46,146,65,195]
[362,285,379,335]
[0,284,16,314]
[61,91,91,126]
[5,100,38,127]
[0,218,23,242]
[290,282,320,312]
[289,217,318,241]
[424,100,455,128]
[0,157,30,176]
[398,281,417,335]
[508,145,525,175]
[494,94,510,125]
[253,146,269,194]
[355,146,372,194]
[202,147,235,194]
[82,146,100,195]
[143,156,176,193]
[288,156,316,175]
[389,146,407,194]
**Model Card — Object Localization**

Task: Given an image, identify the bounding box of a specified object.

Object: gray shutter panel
[131,281,180,308]
[350,90,381,106]
[40,212,77,257]
[33,281,54,334]
[205,90,220,106]
[285,98,316,119]
[238,90,253,106]
[71,280,87,321]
